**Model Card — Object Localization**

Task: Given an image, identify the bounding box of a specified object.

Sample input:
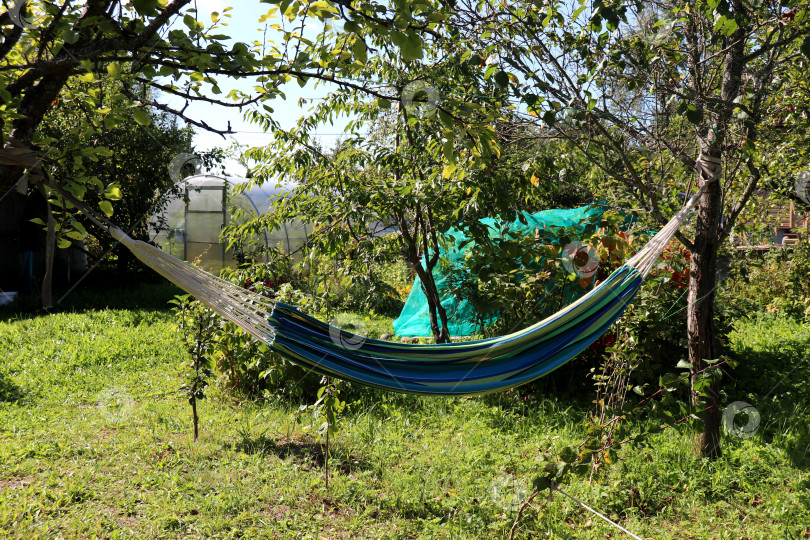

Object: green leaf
[107,62,122,78]
[103,115,120,130]
[57,237,72,249]
[183,13,197,30]
[71,220,87,236]
[659,373,681,387]
[443,139,455,165]
[62,30,79,45]
[676,359,692,370]
[64,182,87,199]
[685,106,702,125]
[351,38,368,64]
[532,476,551,491]
[99,200,114,217]
[104,185,123,200]
[560,446,577,463]
[397,33,423,61]
[132,109,151,126]
[133,0,160,16]
[439,109,455,130]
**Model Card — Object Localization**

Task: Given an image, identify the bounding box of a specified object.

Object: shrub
[719,233,810,320]
[444,210,633,338]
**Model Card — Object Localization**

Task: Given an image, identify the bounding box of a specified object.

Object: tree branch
[121,84,235,137]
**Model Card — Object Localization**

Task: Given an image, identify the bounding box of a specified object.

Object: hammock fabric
[27,152,719,396]
[267,265,641,394]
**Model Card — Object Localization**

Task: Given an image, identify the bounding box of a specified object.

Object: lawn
[0,281,809,539]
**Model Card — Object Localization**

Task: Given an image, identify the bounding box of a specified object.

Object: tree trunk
[40,188,56,309]
[412,262,451,343]
[422,269,451,342]
[396,212,452,343]
[687,172,722,459]
[191,397,199,441]
[324,419,330,491]
[685,0,748,459]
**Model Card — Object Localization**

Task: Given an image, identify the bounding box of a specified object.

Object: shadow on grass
[0,371,23,403]
[227,433,374,475]
[0,273,182,323]
[728,322,810,469]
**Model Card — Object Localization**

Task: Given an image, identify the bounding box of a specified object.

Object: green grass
[0,283,809,538]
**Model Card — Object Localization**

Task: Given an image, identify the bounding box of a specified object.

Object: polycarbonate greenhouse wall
[149,175,311,271]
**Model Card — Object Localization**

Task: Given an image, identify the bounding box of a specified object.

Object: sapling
[171,294,217,441]
[294,377,346,490]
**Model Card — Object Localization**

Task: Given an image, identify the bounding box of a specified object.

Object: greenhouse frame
[150,175,311,271]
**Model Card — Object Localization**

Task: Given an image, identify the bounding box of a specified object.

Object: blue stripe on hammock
[264,273,642,394]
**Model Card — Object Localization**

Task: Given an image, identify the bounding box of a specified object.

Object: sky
[169,0,352,177]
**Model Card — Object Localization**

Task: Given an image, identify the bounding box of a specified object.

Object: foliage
[171,264,323,401]
[199,257,404,402]
[294,379,346,441]
[411,0,810,457]
[445,210,632,337]
[520,237,733,484]
[293,377,347,489]
[240,44,560,341]
[578,238,723,464]
[221,0,808,460]
[316,242,407,318]
[0,0,452,285]
[720,233,810,320]
[611,240,695,374]
[38,80,225,270]
[213,316,322,403]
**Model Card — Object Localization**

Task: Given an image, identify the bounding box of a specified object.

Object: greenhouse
[149,175,311,271]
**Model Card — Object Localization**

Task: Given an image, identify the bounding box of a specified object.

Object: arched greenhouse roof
[150,174,311,271]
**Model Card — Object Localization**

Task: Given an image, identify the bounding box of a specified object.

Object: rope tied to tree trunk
[696,151,722,185]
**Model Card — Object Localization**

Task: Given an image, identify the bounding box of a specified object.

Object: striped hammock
[100,190,701,396]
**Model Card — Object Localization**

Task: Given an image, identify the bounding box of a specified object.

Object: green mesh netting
[392,205,608,337]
